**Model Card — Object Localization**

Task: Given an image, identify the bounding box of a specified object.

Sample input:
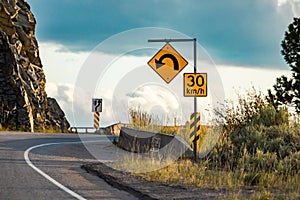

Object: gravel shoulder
[82,163,241,200]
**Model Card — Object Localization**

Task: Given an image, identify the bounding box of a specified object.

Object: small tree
[268,76,294,108]
[268,17,300,113]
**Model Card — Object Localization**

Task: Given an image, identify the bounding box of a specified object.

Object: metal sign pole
[193,38,198,162]
[148,38,198,162]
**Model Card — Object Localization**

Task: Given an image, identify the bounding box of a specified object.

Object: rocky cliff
[0,0,70,132]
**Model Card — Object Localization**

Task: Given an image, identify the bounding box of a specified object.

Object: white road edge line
[24,141,91,200]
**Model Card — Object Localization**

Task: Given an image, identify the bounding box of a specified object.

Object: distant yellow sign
[184,73,207,97]
[148,43,188,84]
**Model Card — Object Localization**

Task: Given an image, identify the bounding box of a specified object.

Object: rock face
[0,0,69,132]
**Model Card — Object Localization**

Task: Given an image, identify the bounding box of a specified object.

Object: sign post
[94,112,100,129]
[148,38,200,162]
[189,112,201,147]
[92,98,102,130]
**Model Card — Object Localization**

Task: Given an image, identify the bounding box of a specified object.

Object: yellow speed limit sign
[184,73,207,97]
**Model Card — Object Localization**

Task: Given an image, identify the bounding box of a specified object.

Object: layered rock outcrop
[0,0,69,132]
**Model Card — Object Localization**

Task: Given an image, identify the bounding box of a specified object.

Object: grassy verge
[0,125,71,133]
[126,89,300,199]
[137,159,299,199]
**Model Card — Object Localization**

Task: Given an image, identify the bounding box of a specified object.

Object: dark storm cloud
[28,0,295,68]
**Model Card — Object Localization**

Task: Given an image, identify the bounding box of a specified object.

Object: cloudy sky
[27,0,299,127]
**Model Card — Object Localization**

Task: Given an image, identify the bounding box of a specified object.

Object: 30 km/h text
[184,73,207,97]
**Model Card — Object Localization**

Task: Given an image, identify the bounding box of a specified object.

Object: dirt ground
[82,163,259,200]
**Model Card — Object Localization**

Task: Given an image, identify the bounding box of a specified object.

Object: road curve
[0,131,137,200]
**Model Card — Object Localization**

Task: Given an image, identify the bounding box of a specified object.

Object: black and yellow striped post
[94,112,100,129]
[92,98,102,130]
[189,112,200,153]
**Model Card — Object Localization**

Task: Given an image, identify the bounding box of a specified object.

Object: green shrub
[209,88,300,174]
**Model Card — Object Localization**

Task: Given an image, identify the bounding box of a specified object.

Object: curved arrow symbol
[155,54,179,70]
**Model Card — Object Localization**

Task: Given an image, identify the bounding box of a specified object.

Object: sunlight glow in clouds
[128,85,179,114]
[39,42,89,84]
[278,0,288,6]
[127,84,182,125]
[277,0,300,16]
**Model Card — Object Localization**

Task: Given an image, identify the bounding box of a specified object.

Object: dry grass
[0,125,71,133]
[136,158,299,199]
[126,89,300,199]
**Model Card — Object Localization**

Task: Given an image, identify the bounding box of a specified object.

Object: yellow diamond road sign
[148,43,188,84]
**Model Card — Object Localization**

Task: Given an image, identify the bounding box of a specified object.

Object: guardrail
[69,123,128,135]
[69,127,96,133]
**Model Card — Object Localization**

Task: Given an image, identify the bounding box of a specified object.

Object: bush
[209,88,300,176]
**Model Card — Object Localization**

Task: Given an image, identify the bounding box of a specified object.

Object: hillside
[0,0,69,132]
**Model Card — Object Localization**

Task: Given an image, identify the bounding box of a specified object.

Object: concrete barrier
[99,122,127,135]
[118,127,193,158]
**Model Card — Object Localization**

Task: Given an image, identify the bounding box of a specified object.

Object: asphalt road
[0,131,137,200]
